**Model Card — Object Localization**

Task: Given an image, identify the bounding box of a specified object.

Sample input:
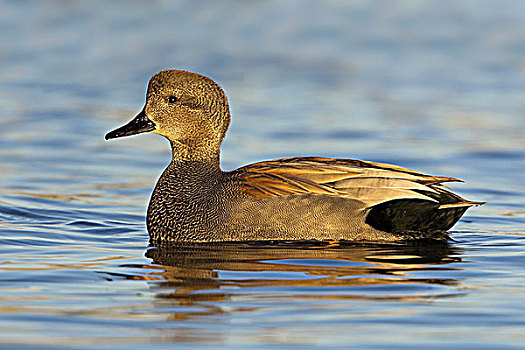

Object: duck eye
[168,96,178,103]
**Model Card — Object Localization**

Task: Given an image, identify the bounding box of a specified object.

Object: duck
[105,69,484,243]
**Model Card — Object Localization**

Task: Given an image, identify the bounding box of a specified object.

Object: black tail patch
[365,199,469,235]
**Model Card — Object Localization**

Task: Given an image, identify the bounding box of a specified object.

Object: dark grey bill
[105,109,156,140]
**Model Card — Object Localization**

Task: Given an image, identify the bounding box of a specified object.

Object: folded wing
[238,156,481,209]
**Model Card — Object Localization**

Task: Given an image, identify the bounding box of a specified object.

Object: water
[0,1,524,349]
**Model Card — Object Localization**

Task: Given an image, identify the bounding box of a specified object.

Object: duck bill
[105,110,156,140]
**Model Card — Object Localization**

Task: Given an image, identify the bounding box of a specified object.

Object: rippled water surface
[1,1,524,349]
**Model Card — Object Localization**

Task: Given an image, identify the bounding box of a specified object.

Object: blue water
[0,1,524,349]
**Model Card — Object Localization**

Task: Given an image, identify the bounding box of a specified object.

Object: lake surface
[0,1,524,349]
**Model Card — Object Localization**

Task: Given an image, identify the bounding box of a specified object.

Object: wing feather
[237,156,471,208]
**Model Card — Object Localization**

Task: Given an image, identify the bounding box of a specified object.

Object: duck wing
[237,156,481,209]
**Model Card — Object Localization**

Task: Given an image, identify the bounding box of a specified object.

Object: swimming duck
[105,70,483,242]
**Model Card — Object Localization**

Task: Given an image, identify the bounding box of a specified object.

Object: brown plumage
[105,69,484,243]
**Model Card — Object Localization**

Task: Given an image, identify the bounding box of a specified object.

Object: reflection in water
[110,241,464,322]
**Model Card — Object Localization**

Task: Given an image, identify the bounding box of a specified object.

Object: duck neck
[165,140,222,192]
[169,139,221,166]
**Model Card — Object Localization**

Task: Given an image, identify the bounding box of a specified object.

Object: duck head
[106,70,231,161]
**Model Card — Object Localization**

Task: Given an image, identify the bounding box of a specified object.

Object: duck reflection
[120,241,464,320]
